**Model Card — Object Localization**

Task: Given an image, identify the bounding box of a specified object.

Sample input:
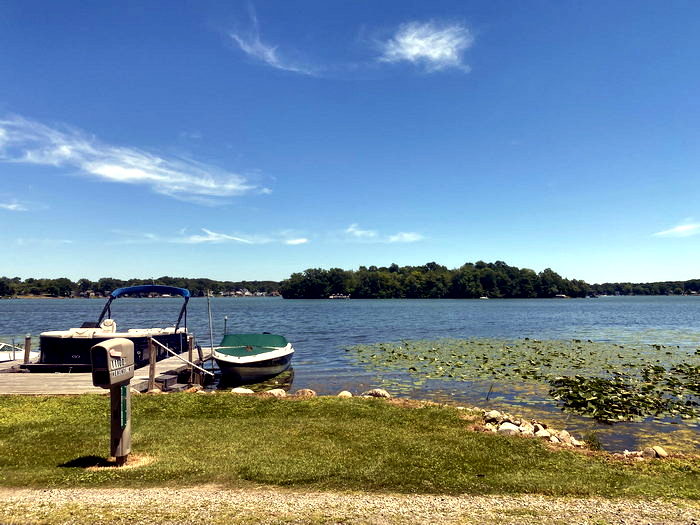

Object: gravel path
[0,486,698,524]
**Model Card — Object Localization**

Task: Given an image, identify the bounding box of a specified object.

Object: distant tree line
[279,261,700,299]
[589,280,700,296]
[280,261,589,299]
[3,264,699,299]
[0,276,279,298]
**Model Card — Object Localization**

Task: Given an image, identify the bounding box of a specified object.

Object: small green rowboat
[212,333,294,384]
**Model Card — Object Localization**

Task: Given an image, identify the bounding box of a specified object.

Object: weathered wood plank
[0,347,212,395]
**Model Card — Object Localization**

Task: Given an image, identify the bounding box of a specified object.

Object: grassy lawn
[0,393,698,498]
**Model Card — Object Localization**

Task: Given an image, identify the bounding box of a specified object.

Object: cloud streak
[113,228,309,246]
[0,200,28,211]
[378,21,473,72]
[0,116,265,203]
[388,232,424,243]
[230,6,315,75]
[345,224,423,243]
[181,228,255,244]
[653,221,700,238]
[346,223,378,239]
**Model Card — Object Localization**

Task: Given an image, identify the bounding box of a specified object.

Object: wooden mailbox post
[90,338,135,466]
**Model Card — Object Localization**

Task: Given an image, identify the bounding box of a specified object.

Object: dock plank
[0,347,212,395]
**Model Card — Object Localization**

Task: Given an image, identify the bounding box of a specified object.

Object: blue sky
[1,1,699,284]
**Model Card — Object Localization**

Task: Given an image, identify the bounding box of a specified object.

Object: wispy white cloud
[346,223,378,239]
[0,115,267,203]
[0,200,28,212]
[16,238,73,246]
[344,224,423,244]
[388,232,424,243]
[653,221,700,238]
[181,228,255,244]
[230,5,315,76]
[378,21,473,72]
[112,228,308,246]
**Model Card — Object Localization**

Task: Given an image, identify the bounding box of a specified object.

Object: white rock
[642,447,657,459]
[231,387,254,394]
[361,388,391,398]
[484,410,501,422]
[570,438,584,447]
[267,388,287,398]
[549,436,560,444]
[535,429,551,439]
[337,390,353,398]
[519,421,535,433]
[652,445,669,458]
[295,388,317,397]
[497,422,521,435]
[557,429,572,444]
[484,423,498,433]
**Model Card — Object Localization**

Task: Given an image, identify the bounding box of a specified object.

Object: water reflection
[216,368,295,392]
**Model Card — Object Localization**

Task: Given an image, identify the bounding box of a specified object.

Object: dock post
[187,335,194,385]
[23,334,31,364]
[148,337,156,391]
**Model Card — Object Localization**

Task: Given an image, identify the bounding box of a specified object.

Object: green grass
[0,394,698,497]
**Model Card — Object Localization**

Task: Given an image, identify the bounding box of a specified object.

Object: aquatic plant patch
[348,339,700,423]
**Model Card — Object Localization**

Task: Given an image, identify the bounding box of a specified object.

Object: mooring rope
[150,337,214,376]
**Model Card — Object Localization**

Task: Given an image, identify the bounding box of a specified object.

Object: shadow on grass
[59,456,111,468]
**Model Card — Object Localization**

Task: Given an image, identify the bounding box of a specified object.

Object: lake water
[1,295,698,452]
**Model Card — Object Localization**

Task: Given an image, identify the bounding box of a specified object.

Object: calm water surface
[1,296,698,452]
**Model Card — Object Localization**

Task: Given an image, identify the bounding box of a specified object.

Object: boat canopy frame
[97,285,191,331]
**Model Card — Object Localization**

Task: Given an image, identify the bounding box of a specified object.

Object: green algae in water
[348,338,700,423]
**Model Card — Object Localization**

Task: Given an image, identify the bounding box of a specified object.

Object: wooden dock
[0,347,213,395]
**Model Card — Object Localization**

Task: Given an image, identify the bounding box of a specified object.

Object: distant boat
[554,294,570,299]
[213,333,294,384]
[479,296,489,300]
[0,342,39,363]
[328,294,350,299]
[23,285,191,373]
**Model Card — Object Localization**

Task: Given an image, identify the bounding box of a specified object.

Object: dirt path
[0,486,698,524]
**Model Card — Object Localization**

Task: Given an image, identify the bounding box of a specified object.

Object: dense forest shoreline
[0,276,279,298]
[279,261,700,299]
[2,261,699,299]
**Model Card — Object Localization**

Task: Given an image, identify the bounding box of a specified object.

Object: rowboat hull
[214,351,293,384]
[213,333,294,385]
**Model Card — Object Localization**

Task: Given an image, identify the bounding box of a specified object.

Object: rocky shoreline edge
[138,384,681,462]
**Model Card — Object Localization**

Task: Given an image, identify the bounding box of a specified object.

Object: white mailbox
[90,338,134,465]
[90,338,135,388]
